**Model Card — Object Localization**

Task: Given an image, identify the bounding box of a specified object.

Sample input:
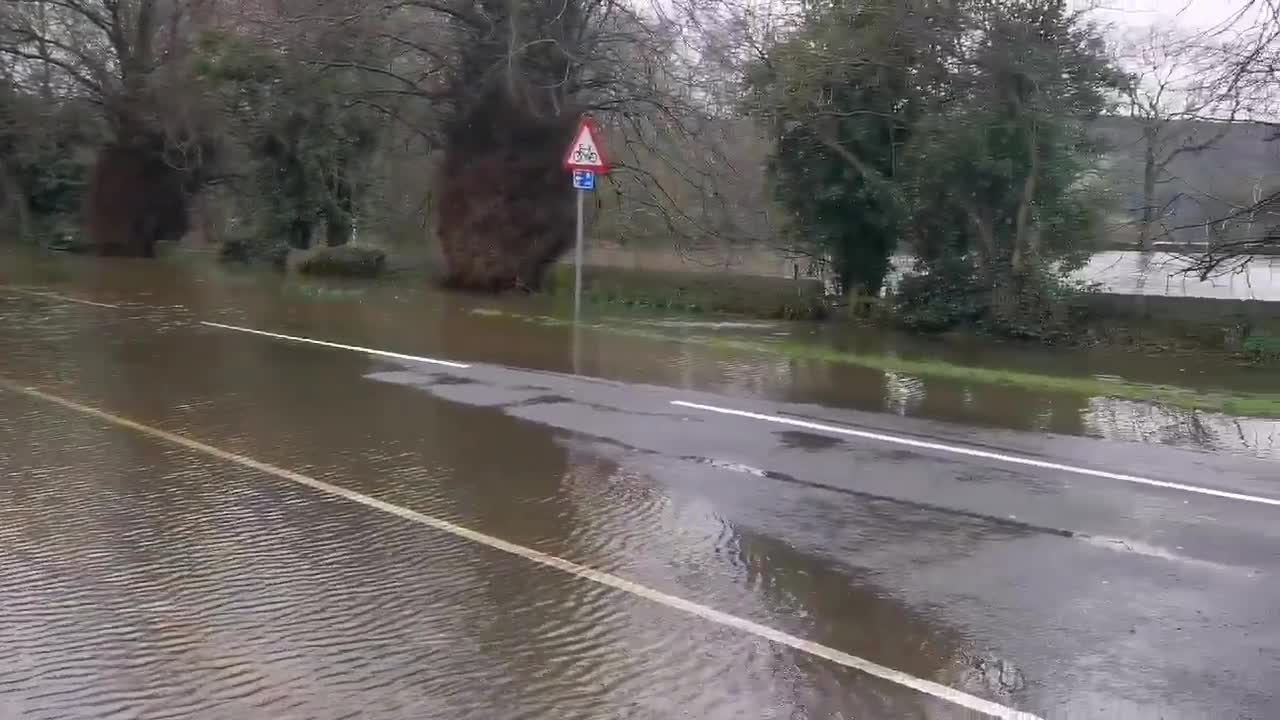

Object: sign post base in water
[563,117,610,322]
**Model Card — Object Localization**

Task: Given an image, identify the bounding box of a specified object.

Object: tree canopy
[0,0,1276,306]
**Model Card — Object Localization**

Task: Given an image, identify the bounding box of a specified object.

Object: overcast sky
[1080,0,1260,34]
[1079,0,1276,118]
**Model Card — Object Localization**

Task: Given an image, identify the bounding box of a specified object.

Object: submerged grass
[484,309,1280,418]
[549,264,828,319]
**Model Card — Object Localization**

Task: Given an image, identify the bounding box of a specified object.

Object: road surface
[0,266,1277,719]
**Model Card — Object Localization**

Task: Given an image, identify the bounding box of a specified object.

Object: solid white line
[0,379,1038,720]
[12,285,1273,513]
[202,321,471,369]
[0,286,121,309]
[671,401,1280,507]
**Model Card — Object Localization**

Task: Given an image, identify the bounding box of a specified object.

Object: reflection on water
[1,246,1276,459]
[0,277,1004,718]
[1,246,1275,718]
[1083,397,1278,456]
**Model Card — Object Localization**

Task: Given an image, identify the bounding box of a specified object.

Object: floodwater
[3,247,1277,460]
[1079,251,1280,300]
[2,246,1279,719]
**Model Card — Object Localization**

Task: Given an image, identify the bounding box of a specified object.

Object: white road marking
[11,285,1273,512]
[0,286,121,309]
[201,321,471,369]
[0,378,1039,720]
[672,401,1280,508]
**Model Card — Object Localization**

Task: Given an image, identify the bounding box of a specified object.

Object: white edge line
[13,286,1273,512]
[0,286,121,309]
[671,401,1280,508]
[202,321,471,369]
[0,379,1039,720]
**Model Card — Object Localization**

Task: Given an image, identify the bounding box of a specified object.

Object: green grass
[294,246,387,277]
[1244,334,1280,362]
[551,265,828,320]
[485,310,1280,418]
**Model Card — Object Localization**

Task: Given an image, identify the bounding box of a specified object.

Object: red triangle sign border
[563,116,610,173]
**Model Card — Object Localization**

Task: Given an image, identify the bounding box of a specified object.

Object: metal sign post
[570,169,595,318]
[563,117,610,323]
[575,184,585,318]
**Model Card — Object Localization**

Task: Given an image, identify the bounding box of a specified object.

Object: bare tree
[1118,25,1241,250]
[1158,0,1280,275]
[0,1,226,254]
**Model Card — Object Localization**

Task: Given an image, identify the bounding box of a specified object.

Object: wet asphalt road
[0,260,1278,719]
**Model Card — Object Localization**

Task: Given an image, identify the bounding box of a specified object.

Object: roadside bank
[549,264,1280,363]
[478,307,1280,419]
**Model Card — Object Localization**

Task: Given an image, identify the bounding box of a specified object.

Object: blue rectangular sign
[572,169,595,191]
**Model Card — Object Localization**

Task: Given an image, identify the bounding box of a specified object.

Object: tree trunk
[85,144,189,257]
[1012,122,1039,276]
[436,95,577,291]
[325,217,353,247]
[1139,126,1158,251]
[325,181,354,247]
[288,219,312,250]
[0,162,29,242]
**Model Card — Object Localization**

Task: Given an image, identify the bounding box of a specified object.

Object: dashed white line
[0,286,121,309]
[0,378,1039,720]
[671,400,1280,507]
[201,321,471,369]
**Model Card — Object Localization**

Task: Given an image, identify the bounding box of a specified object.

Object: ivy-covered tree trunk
[86,141,190,257]
[324,177,354,247]
[437,94,576,291]
[432,0,586,292]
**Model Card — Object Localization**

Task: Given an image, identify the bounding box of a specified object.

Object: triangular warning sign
[563,117,610,173]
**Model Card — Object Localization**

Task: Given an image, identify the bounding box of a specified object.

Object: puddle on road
[776,429,846,451]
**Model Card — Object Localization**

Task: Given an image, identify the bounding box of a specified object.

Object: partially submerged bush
[568,266,829,320]
[1244,334,1280,363]
[893,263,983,332]
[295,245,386,277]
[219,236,292,268]
[895,260,1093,342]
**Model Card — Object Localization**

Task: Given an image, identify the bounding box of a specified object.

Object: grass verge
[550,264,828,320]
[494,310,1280,418]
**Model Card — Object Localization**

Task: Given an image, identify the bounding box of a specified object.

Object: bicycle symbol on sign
[573,144,599,165]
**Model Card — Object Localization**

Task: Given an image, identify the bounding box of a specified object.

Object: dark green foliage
[218,236,291,268]
[295,245,388,277]
[893,0,1114,339]
[903,0,1110,274]
[567,265,828,320]
[772,121,899,297]
[751,0,936,297]
[192,32,377,252]
[893,261,984,332]
[753,0,1115,338]
[1244,334,1280,362]
[0,89,98,244]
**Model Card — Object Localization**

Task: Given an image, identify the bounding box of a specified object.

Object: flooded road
[5,248,1278,459]
[1,248,1279,719]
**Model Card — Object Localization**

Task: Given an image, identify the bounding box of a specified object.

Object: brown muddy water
[2,245,1279,720]
[2,247,1276,460]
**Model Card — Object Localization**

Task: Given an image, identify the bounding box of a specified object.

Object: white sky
[1079,0,1275,117]
[1079,0,1261,34]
